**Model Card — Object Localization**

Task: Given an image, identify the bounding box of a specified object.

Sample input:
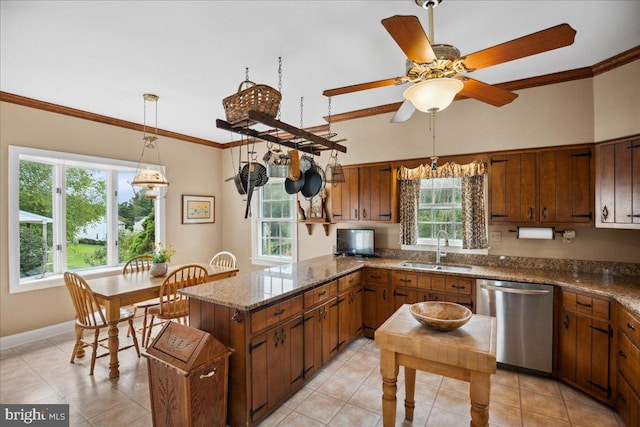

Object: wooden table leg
[104,301,121,379]
[380,349,398,427]
[404,367,416,421]
[469,371,491,427]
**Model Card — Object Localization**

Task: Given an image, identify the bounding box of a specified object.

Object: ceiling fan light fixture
[415,0,442,9]
[403,78,463,113]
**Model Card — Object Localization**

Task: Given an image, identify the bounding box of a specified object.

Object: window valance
[398,160,487,180]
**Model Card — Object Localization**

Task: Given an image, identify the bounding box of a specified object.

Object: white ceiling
[1,1,639,145]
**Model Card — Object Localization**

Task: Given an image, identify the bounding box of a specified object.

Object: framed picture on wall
[182,195,215,224]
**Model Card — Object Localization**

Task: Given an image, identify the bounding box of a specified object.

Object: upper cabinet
[596,137,640,229]
[330,163,397,223]
[489,145,594,226]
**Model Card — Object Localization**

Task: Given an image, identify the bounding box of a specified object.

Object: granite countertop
[181,254,640,317]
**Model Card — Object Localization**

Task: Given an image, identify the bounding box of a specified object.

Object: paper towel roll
[517,227,554,240]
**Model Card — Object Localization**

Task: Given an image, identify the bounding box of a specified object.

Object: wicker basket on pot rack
[222,80,282,125]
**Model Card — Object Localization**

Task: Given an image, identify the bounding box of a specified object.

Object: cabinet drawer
[416,274,431,290]
[252,295,303,334]
[445,277,473,295]
[304,281,337,308]
[338,271,361,292]
[364,268,390,285]
[562,291,609,319]
[617,373,640,427]
[618,331,640,396]
[431,276,446,292]
[391,271,418,288]
[619,307,640,348]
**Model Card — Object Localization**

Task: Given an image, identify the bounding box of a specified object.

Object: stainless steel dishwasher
[476,279,554,374]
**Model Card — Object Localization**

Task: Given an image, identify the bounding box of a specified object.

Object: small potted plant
[150,242,176,277]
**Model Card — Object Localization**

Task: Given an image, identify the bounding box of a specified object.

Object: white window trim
[250,178,298,266]
[8,145,166,293]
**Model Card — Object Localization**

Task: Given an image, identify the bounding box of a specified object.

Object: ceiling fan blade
[323,77,404,97]
[381,15,436,64]
[463,24,576,71]
[458,78,518,107]
[390,100,416,123]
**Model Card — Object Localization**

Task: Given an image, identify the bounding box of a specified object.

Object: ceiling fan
[323,0,576,122]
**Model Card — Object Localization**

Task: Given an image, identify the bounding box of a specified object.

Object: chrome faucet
[436,230,448,264]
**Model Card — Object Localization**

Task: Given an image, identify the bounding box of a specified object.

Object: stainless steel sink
[399,261,472,273]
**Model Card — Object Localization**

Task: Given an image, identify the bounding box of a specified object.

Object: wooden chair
[145,264,209,347]
[64,272,140,375]
[122,254,160,345]
[209,251,237,269]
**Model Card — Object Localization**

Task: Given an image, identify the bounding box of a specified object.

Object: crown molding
[0,91,225,148]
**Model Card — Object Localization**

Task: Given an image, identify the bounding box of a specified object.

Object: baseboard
[0,320,75,350]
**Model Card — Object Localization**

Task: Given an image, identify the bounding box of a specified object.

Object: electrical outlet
[490,231,502,242]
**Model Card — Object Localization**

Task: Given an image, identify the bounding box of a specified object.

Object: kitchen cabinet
[331,163,397,223]
[362,268,391,338]
[596,137,640,229]
[250,315,304,420]
[392,271,474,312]
[338,271,363,351]
[489,145,593,226]
[616,305,640,427]
[559,290,612,404]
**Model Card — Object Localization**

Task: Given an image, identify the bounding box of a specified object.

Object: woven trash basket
[223,80,281,124]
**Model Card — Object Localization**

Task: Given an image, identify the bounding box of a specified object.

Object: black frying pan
[285,171,305,194]
[301,166,323,198]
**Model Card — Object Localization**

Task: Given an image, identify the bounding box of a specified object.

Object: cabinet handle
[354,209,358,219]
[618,393,626,402]
[528,207,533,220]
[363,209,367,219]
[383,289,387,300]
[576,301,592,308]
[281,328,286,345]
[627,322,636,331]
[627,214,640,218]
[602,205,609,221]
[273,308,285,316]
[371,275,381,279]
[199,368,217,379]
[571,213,593,219]
[618,350,627,359]
[563,314,570,329]
[274,330,279,348]
[318,290,326,296]
[380,213,392,218]
[394,291,408,297]
[542,207,548,219]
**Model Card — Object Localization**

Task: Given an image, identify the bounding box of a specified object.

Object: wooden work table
[375,305,497,427]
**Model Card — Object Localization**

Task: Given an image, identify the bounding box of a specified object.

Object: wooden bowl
[410,301,472,331]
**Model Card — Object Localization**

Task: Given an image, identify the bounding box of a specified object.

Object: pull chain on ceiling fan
[322,0,576,123]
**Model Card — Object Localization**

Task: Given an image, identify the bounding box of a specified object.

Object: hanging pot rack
[216,110,347,156]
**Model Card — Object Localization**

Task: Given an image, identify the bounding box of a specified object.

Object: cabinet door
[337,292,350,351]
[363,284,390,337]
[489,153,536,223]
[360,164,394,222]
[598,142,616,224]
[559,311,578,382]
[322,298,339,365]
[331,167,359,221]
[249,334,269,421]
[266,325,291,409]
[289,317,305,391]
[617,373,640,427]
[392,287,417,311]
[351,287,363,341]
[303,308,322,379]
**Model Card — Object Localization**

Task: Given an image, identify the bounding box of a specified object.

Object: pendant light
[131,94,169,199]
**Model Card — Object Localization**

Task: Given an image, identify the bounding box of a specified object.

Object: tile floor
[0,329,625,427]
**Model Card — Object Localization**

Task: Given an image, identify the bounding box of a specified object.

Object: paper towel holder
[516,226,555,240]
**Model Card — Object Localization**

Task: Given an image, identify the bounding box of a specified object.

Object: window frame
[416,177,464,247]
[8,145,166,293]
[251,178,298,266]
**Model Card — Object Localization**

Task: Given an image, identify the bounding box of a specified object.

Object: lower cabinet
[558,290,612,404]
[616,305,640,427]
[338,285,363,351]
[391,272,475,313]
[250,315,305,421]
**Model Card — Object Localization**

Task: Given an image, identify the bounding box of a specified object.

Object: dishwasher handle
[479,283,552,296]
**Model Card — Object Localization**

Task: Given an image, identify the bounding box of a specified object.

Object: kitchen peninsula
[181,254,640,426]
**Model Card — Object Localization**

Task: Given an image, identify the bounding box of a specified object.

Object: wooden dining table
[88,263,238,378]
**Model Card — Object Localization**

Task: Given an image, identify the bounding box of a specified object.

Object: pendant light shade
[132,94,168,199]
[403,78,463,113]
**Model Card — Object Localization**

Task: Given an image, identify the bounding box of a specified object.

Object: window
[8,146,166,293]
[417,177,463,246]
[252,179,297,264]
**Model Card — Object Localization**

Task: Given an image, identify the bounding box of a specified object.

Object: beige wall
[2,60,639,337]
[0,102,224,336]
